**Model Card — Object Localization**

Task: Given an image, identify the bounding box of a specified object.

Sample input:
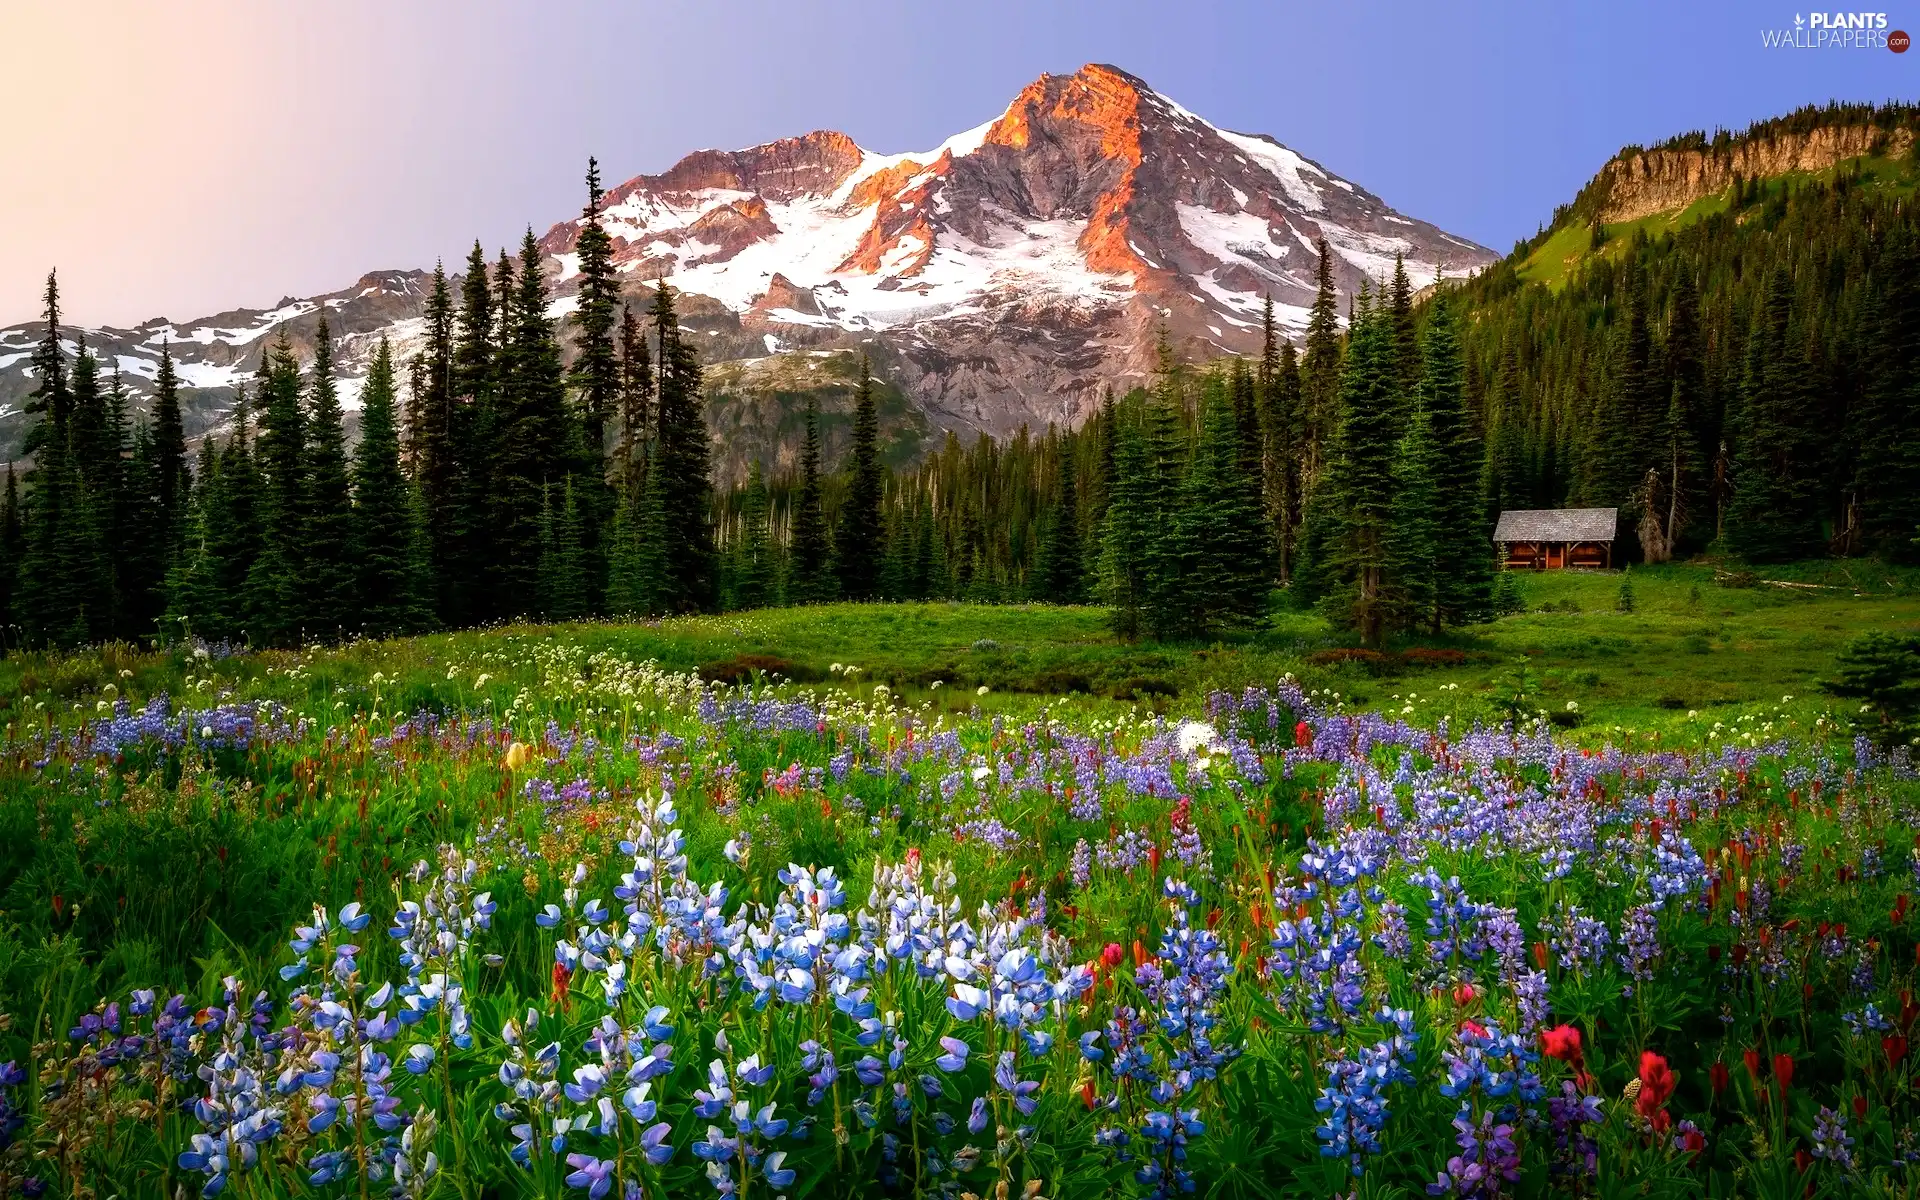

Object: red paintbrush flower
[1540,1024,1583,1064]
[1773,1053,1795,1094]
[1709,1061,1730,1094]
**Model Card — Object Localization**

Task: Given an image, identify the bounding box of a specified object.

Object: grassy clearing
[1,560,1911,749]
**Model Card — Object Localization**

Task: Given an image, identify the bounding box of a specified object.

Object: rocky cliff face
[1592,123,1915,224]
[0,64,1495,468]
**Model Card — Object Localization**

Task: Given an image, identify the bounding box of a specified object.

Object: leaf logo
[1794,12,1805,25]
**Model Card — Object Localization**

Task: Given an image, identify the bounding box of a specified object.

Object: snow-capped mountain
[0,64,1494,465]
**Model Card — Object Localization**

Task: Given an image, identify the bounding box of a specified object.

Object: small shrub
[1400,648,1474,668]
[1825,633,1920,749]
[1307,648,1393,671]
[1110,676,1178,701]
[698,654,817,685]
[1029,668,1094,695]
[1616,569,1636,613]
[1655,696,1687,709]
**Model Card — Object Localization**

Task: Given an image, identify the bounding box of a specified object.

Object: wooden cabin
[1493,508,1618,570]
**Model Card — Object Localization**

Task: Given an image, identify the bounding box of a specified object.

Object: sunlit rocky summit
[0,64,1494,465]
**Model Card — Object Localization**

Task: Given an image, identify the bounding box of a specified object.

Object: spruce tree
[17,271,74,644]
[833,355,885,599]
[1854,230,1920,561]
[789,395,831,602]
[1035,443,1084,603]
[64,346,116,642]
[247,333,306,644]
[418,262,465,622]
[494,231,572,603]
[1725,268,1825,562]
[1100,406,1150,639]
[301,316,357,638]
[1386,371,1439,634]
[1420,303,1494,628]
[1185,374,1271,631]
[632,446,671,615]
[206,388,263,641]
[1319,289,1403,645]
[615,303,653,502]
[734,460,774,610]
[163,442,223,644]
[1138,390,1195,640]
[352,339,427,636]
[1300,239,1343,491]
[152,339,189,554]
[569,160,621,611]
[651,283,716,611]
[1654,268,1706,559]
[0,465,19,636]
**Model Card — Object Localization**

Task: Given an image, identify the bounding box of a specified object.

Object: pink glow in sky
[4,0,1910,328]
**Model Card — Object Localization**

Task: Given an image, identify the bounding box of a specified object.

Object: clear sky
[3,0,1913,327]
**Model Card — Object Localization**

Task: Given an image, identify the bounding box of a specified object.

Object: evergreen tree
[733,460,775,610]
[1386,369,1439,634]
[351,339,428,637]
[631,446,671,615]
[1651,268,1706,560]
[1484,342,1531,521]
[0,465,19,638]
[1034,442,1084,603]
[1258,303,1304,581]
[1387,254,1419,396]
[569,160,621,611]
[417,262,465,622]
[247,333,306,643]
[1853,230,1920,561]
[536,478,586,621]
[615,303,653,502]
[1725,269,1825,562]
[1420,303,1494,628]
[1100,406,1151,639]
[1183,374,1271,631]
[651,283,716,611]
[493,231,573,603]
[118,404,168,637]
[789,395,831,602]
[151,339,189,554]
[163,442,223,644]
[1300,239,1343,491]
[64,346,116,642]
[17,271,74,644]
[833,355,885,599]
[206,388,263,641]
[1137,391,1194,640]
[301,316,357,637]
[1318,290,1403,645]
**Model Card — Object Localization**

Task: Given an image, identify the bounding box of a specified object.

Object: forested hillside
[1456,102,1920,564]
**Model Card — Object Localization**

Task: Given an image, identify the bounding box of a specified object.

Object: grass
[3,560,1912,744]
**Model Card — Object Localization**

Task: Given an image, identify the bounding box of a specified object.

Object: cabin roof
[1492,508,1619,543]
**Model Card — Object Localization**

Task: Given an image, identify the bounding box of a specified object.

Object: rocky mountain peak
[1,65,1497,470]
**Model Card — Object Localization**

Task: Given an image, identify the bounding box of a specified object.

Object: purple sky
[4,0,1913,327]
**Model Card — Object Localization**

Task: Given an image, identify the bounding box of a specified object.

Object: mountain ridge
[1,63,1497,466]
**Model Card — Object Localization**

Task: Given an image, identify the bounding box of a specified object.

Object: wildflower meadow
[0,625,1915,1200]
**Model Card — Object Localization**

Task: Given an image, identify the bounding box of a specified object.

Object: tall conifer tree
[301,317,357,637]
[352,339,427,636]
[833,355,885,599]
